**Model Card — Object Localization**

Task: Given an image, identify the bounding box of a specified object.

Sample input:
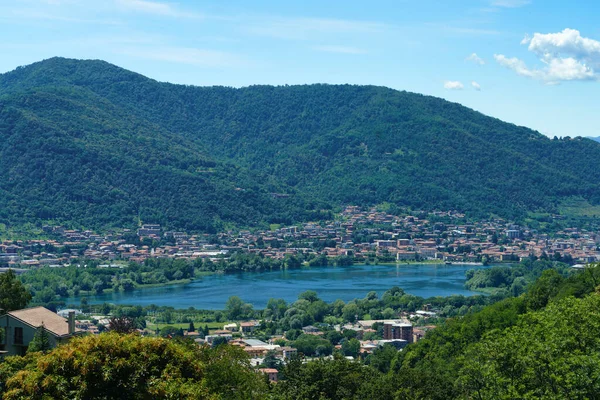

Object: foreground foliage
[458,293,600,399]
[0,333,267,399]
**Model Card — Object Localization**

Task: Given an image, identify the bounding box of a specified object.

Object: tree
[261,350,283,370]
[266,298,287,320]
[188,321,195,332]
[293,334,332,356]
[366,344,398,373]
[458,294,600,399]
[226,296,252,320]
[298,290,319,303]
[108,316,137,334]
[342,302,359,322]
[273,355,392,400]
[1,332,267,399]
[0,269,32,312]
[341,338,361,358]
[525,269,564,310]
[27,325,52,353]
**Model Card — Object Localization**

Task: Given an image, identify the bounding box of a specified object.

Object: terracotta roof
[7,307,81,337]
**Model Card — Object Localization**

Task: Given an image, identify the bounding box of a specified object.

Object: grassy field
[559,197,600,217]
[369,260,444,266]
[146,321,237,332]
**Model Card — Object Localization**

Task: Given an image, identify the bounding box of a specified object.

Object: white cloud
[444,81,464,90]
[495,28,600,83]
[471,81,481,90]
[494,54,537,77]
[312,45,366,54]
[523,28,600,64]
[491,0,531,7]
[466,53,485,65]
[544,57,595,82]
[115,0,200,18]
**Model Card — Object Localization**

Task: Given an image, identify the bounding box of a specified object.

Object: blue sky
[1,0,599,138]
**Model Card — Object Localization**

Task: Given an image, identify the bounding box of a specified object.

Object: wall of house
[0,315,59,356]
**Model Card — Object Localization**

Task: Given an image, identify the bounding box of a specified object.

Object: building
[137,224,161,237]
[0,307,82,356]
[204,334,232,345]
[383,321,413,343]
[505,229,521,239]
[281,346,298,359]
[240,321,260,334]
[259,368,279,383]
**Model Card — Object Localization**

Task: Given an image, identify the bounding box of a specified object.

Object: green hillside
[1,57,600,231]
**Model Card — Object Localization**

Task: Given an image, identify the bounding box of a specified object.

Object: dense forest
[2,57,600,232]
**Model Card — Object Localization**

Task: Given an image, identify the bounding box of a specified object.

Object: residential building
[0,307,82,356]
[383,321,413,343]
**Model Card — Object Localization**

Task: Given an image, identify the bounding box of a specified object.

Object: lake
[70,263,490,309]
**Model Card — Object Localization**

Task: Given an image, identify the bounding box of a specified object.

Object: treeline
[19,258,198,308]
[464,258,571,295]
[17,253,360,308]
[19,255,568,312]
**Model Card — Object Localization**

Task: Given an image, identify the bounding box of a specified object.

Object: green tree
[365,344,398,373]
[0,269,31,312]
[273,355,392,400]
[1,332,267,399]
[226,296,244,320]
[27,325,52,353]
[298,290,319,303]
[261,350,283,370]
[458,293,600,399]
[108,316,137,334]
[341,338,361,358]
[293,334,333,356]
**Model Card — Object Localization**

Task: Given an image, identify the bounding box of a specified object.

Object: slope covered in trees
[1,57,600,231]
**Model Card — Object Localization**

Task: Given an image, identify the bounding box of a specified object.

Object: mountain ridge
[1,57,599,231]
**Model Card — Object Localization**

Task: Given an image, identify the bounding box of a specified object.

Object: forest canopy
[1,57,600,232]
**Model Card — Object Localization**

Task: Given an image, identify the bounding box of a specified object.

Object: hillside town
[1,206,598,269]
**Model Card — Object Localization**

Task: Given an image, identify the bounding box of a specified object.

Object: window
[14,327,23,345]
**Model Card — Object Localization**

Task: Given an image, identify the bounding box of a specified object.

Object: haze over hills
[1,57,600,232]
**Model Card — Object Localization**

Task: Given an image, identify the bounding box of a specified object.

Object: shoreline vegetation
[14,257,509,313]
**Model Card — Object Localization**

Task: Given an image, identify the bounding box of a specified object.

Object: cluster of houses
[0,306,429,384]
[1,207,599,269]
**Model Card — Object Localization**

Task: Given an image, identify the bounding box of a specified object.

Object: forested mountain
[1,57,600,231]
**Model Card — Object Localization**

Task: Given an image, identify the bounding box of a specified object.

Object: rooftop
[6,306,81,337]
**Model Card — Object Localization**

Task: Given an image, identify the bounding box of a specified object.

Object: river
[68,263,490,309]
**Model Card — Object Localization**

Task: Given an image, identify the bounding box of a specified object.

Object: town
[1,206,598,269]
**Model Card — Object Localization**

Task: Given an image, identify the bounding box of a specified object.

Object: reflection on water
[69,263,489,309]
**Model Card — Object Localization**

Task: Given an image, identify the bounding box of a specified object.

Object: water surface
[73,263,489,309]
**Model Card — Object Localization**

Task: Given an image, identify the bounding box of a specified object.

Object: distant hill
[587,137,600,143]
[1,57,600,231]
